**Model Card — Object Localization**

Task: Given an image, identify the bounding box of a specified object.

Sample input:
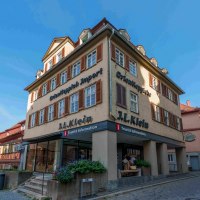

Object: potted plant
[135,159,151,176]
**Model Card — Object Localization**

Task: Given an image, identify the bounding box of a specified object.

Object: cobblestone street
[108,176,200,200]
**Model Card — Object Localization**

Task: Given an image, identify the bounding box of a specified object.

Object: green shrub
[135,159,151,168]
[55,167,73,184]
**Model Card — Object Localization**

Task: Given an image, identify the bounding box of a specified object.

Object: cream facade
[23,18,187,187]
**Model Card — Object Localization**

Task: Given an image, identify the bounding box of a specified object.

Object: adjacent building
[181,100,200,170]
[23,18,187,187]
[0,120,25,169]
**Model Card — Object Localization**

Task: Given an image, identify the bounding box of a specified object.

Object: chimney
[186,100,191,107]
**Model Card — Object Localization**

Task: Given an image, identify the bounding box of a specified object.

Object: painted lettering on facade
[59,115,93,130]
[117,111,149,129]
[116,71,151,97]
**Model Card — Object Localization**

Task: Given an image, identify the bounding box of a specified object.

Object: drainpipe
[108,28,115,119]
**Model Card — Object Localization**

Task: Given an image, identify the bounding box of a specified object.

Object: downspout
[108,29,115,119]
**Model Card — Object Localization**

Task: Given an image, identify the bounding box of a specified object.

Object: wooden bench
[120,169,141,177]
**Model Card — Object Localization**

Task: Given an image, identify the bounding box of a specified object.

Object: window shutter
[166,87,169,98]
[116,83,121,106]
[97,43,103,62]
[30,92,34,103]
[54,102,58,120]
[180,118,183,131]
[47,80,51,93]
[64,96,69,115]
[38,86,42,98]
[111,43,115,61]
[122,86,126,108]
[28,115,31,129]
[149,73,153,87]
[157,80,161,92]
[96,80,102,104]
[79,89,84,110]
[81,56,86,72]
[125,55,129,71]
[161,83,166,97]
[173,92,178,105]
[62,48,65,58]
[52,56,56,65]
[56,73,60,87]
[35,111,39,126]
[44,106,48,123]
[151,104,155,120]
[160,108,164,123]
[169,113,172,127]
[67,66,71,80]
[45,63,48,72]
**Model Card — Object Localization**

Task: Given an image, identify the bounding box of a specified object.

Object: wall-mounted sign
[59,115,93,130]
[50,68,103,101]
[116,71,151,97]
[184,132,196,142]
[117,111,149,129]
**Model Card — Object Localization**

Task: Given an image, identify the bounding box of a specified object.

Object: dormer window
[79,29,92,45]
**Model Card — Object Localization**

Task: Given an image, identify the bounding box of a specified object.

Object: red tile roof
[180,103,200,114]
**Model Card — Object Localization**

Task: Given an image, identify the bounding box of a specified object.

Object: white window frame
[176,117,181,130]
[34,90,38,101]
[168,154,174,162]
[57,51,62,62]
[85,84,96,108]
[87,50,96,68]
[72,61,81,78]
[168,89,173,101]
[164,110,169,126]
[48,105,54,122]
[60,71,67,85]
[42,83,47,96]
[30,113,36,128]
[50,77,56,91]
[48,59,53,70]
[116,48,124,67]
[152,76,158,90]
[58,99,65,118]
[39,109,45,125]
[70,93,79,113]
[129,60,137,77]
[130,92,139,113]
[155,105,161,122]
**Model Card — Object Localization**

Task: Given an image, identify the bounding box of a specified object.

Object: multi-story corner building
[181,100,200,170]
[23,18,187,187]
[0,120,25,169]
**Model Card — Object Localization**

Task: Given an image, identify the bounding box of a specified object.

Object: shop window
[116,48,124,67]
[26,144,36,171]
[42,83,47,96]
[116,83,126,108]
[50,77,56,91]
[39,109,45,125]
[130,92,138,113]
[168,154,174,162]
[70,93,79,113]
[48,104,54,122]
[129,61,137,77]
[85,84,96,108]
[87,50,96,68]
[60,71,67,85]
[30,113,36,128]
[58,99,65,118]
[72,61,81,78]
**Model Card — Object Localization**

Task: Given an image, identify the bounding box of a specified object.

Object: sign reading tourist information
[59,115,93,130]
[50,68,103,101]
[116,71,151,97]
[117,111,149,129]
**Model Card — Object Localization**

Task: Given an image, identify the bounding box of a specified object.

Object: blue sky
[0,0,199,131]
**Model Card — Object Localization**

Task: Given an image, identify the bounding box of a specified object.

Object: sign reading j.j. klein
[59,115,93,130]
[116,71,151,97]
[50,68,103,101]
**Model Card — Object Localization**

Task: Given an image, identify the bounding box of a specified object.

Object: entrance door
[190,156,200,171]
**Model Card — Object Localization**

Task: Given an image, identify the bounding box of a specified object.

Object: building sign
[116,71,151,97]
[59,115,93,130]
[50,68,103,101]
[184,132,196,142]
[117,111,149,129]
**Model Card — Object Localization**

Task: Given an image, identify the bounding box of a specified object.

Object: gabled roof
[180,103,200,114]
[42,36,74,61]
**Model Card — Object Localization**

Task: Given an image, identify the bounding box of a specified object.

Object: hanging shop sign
[116,71,151,97]
[59,115,93,130]
[50,68,103,101]
[184,132,196,142]
[117,111,149,129]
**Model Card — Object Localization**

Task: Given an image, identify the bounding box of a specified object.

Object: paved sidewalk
[0,190,29,200]
[89,172,200,200]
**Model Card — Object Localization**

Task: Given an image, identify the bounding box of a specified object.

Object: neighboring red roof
[180,103,200,114]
